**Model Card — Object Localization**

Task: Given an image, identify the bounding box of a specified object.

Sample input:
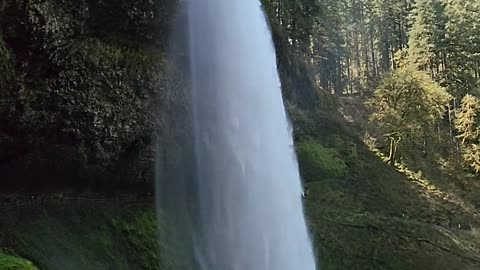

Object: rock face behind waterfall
[0,0,189,190]
[0,0,319,191]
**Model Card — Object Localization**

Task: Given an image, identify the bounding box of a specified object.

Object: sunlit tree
[367,66,451,162]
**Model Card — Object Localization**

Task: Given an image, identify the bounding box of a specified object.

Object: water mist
[158,0,317,269]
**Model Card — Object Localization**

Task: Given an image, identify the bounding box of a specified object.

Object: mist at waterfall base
[155,0,317,269]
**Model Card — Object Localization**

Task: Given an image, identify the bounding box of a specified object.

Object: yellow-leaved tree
[367,66,452,163]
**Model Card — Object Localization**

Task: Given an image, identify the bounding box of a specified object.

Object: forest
[262,0,480,175]
[0,0,480,269]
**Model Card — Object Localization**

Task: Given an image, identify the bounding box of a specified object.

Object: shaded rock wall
[0,0,187,190]
[0,0,326,192]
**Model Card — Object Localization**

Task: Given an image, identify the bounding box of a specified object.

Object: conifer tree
[407,0,446,75]
[455,94,480,172]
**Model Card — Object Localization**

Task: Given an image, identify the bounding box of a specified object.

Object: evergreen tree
[263,0,480,175]
[371,0,412,72]
[455,94,480,172]
[311,0,347,94]
[455,94,480,144]
[407,0,446,75]
[443,0,480,96]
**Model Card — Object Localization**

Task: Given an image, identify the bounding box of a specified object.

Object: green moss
[0,204,181,270]
[0,252,38,270]
[296,140,348,181]
[70,37,164,77]
[0,202,195,270]
[111,210,161,270]
[1,32,175,187]
[0,35,14,89]
[0,34,15,117]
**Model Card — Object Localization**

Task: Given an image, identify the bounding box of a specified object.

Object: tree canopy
[367,67,451,162]
[262,0,480,175]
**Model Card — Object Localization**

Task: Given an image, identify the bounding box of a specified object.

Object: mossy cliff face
[0,0,187,189]
[0,0,324,190]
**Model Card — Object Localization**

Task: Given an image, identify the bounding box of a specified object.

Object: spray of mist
[157,0,317,269]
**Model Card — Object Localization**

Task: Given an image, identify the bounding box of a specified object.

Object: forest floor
[309,203,480,269]
[338,95,480,226]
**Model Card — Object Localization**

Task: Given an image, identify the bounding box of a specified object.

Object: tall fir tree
[455,94,480,172]
[407,0,446,75]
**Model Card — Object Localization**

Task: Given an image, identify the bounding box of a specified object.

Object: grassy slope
[0,203,191,270]
[302,97,480,269]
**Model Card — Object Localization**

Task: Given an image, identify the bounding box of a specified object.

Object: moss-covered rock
[0,34,15,119]
[0,0,186,189]
[296,140,347,181]
[0,252,38,270]
[0,35,14,88]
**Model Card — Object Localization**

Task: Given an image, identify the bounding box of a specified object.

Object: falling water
[187,0,315,270]
[173,0,318,269]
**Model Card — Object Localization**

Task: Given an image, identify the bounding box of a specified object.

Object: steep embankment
[298,96,480,269]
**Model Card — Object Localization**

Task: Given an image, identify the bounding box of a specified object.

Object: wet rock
[0,0,187,189]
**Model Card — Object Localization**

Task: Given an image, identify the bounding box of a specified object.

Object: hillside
[299,99,480,269]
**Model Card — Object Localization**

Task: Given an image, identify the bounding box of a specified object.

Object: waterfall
[160,0,317,269]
